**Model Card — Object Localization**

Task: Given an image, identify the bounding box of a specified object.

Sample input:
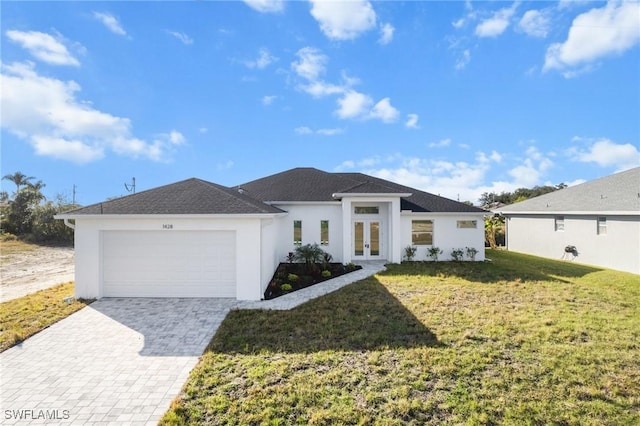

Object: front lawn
[0,282,92,352]
[162,250,640,425]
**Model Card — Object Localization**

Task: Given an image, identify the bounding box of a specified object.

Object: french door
[353,220,381,259]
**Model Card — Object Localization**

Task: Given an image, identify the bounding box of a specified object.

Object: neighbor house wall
[401,213,486,261]
[506,214,640,274]
[72,216,266,301]
[271,203,344,263]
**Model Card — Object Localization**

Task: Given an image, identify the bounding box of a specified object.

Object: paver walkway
[0,262,386,425]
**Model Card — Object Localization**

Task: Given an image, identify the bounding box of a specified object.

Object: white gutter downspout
[63,218,75,230]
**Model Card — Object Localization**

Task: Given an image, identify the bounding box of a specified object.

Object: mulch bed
[264,262,362,300]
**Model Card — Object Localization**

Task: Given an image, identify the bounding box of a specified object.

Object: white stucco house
[57,168,487,301]
[496,167,640,275]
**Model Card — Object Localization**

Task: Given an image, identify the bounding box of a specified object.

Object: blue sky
[2,0,639,205]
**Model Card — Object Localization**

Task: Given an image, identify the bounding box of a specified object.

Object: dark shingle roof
[238,167,486,213]
[61,178,284,215]
[498,167,640,214]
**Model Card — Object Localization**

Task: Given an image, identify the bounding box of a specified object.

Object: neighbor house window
[320,220,329,245]
[597,217,607,235]
[456,220,477,229]
[354,206,379,214]
[412,220,433,245]
[555,216,565,232]
[293,220,302,245]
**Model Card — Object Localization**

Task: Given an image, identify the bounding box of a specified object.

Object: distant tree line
[481,183,567,248]
[1,172,78,243]
[479,183,567,208]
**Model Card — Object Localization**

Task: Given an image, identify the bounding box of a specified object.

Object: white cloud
[291,47,327,81]
[167,31,193,45]
[452,18,466,29]
[475,3,518,38]
[571,138,640,171]
[544,2,640,75]
[243,0,284,13]
[316,128,344,136]
[168,130,185,145]
[370,98,399,123]
[337,145,557,204]
[245,48,277,69]
[0,61,182,164]
[294,126,343,136]
[262,95,277,105]
[405,113,420,129]
[295,126,313,135]
[429,138,451,148]
[336,90,373,120]
[93,12,127,36]
[309,0,377,40]
[455,49,471,70]
[6,30,80,66]
[217,160,235,170]
[199,127,208,134]
[518,9,550,38]
[378,23,395,45]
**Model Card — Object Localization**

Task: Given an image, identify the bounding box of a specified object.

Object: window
[456,220,477,229]
[320,220,329,245]
[597,217,607,235]
[555,216,564,232]
[412,220,433,245]
[293,220,302,245]
[354,206,379,215]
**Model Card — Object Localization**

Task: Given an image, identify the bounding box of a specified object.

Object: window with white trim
[320,220,329,245]
[597,217,607,235]
[456,220,477,229]
[354,206,379,214]
[412,220,433,245]
[555,216,564,232]
[293,220,302,245]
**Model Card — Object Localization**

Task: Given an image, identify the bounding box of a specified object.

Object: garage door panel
[102,231,236,298]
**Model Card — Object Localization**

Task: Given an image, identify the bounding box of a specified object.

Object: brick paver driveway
[1,298,236,425]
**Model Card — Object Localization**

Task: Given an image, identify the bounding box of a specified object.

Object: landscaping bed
[264,261,362,300]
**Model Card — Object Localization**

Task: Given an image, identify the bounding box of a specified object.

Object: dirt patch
[1,245,74,302]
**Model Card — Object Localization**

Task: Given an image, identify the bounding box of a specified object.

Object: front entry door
[353,220,381,259]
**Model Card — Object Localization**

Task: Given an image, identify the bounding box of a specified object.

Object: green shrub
[427,247,442,261]
[465,247,478,261]
[287,273,299,282]
[403,245,417,261]
[450,248,464,262]
[280,283,293,292]
[346,262,357,271]
[321,270,331,278]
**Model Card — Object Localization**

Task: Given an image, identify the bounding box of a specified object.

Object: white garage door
[102,231,236,298]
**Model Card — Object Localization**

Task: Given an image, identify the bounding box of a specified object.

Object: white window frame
[293,220,302,245]
[597,217,607,235]
[456,220,477,229]
[555,216,565,232]
[320,220,329,245]
[412,220,433,245]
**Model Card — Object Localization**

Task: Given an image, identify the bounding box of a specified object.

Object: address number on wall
[162,224,173,230]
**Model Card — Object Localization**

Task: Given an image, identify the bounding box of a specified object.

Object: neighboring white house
[496,167,640,275]
[57,168,487,301]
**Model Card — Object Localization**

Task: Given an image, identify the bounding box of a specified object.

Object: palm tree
[2,171,35,194]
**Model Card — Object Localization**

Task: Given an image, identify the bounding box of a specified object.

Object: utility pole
[72,184,77,205]
[124,177,136,194]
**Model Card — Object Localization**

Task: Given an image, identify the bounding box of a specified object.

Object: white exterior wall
[72,216,266,301]
[506,214,640,274]
[271,203,344,262]
[401,214,486,261]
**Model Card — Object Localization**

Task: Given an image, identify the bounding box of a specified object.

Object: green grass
[0,282,92,352]
[162,250,640,425]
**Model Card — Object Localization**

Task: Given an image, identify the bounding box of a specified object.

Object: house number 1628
[162,224,173,229]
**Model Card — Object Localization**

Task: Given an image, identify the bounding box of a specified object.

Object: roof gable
[498,167,640,213]
[239,168,486,213]
[62,178,284,215]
